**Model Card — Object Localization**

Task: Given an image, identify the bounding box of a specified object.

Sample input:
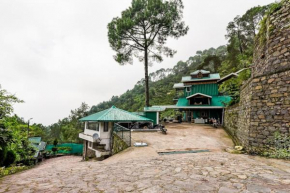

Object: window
[186,87,191,93]
[104,122,109,132]
[197,72,203,78]
[87,122,99,131]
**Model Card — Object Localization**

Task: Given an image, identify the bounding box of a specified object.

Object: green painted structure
[45,143,83,155]
[145,70,232,124]
[80,106,152,122]
[145,112,157,125]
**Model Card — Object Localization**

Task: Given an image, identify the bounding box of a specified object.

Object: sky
[0,0,275,125]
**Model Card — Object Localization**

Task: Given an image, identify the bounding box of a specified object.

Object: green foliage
[0,165,31,178]
[47,102,89,143]
[0,87,36,166]
[108,0,189,65]
[108,0,189,106]
[0,146,8,166]
[256,1,284,45]
[90,45,227,114]
[221,5,268,77]
[53,138,58,146]
[51,147,58,154]
[3,150,16,166]
[219,69,251,106]
[263,132,290,159]
[0,85,24,118]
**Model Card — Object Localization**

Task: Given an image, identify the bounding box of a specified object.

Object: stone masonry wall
[112,133,129,155]
[224,79,252,147]
[224,0,290,153]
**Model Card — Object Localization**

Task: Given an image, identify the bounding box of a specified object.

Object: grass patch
[0,165,32,178]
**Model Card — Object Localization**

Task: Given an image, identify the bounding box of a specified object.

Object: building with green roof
[79,106,152,159]
[28,137,47,160]
[145,69,232,124]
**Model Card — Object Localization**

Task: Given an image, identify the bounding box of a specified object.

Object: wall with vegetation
[112,133,129,155]
[224,0,290,154]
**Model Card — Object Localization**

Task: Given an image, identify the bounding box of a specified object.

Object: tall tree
[108,0,188,107]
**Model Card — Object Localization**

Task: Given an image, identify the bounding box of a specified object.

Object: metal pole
[27,118,33,138]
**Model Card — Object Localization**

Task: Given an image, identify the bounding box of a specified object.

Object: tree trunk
[237,30,244,54]
[144,48,150,107]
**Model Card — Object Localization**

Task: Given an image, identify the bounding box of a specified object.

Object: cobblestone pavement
[1,153,290,193]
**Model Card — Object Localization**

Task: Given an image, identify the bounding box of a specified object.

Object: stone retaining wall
[112,133,129,155]
[224,0,290,153]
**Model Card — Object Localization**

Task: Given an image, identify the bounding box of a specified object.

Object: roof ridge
[113,106,147,119]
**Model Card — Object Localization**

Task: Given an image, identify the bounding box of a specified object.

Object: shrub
[53,139,58,146]
[0,165,30,178]
[51,147,58,153]
[0,146,7,166]
[3,150,16,166]
[263,132,290,159]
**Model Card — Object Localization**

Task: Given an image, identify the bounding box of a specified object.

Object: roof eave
[181,79,220,83]
[186,93,212,99]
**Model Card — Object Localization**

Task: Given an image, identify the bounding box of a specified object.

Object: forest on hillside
[0,1,279,167]
[89,4,270,113]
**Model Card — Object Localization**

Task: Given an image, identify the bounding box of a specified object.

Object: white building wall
[82,122,113,151]
[99,122,113,150]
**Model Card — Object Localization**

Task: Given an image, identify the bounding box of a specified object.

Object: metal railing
[113,123,131,147]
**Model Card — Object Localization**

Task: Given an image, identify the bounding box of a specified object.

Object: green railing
[113,123,131,147]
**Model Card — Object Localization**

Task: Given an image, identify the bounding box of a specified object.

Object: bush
[3,150,16,166]
[0,165,30,178]
[53,139,58,146]
[0,146,8,166]
[263,132,290,159]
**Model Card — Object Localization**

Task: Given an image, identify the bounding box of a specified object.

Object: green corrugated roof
[28,137,41,144]
[181,73,220,82]
[80,106,153,122]
[176,96,231,107]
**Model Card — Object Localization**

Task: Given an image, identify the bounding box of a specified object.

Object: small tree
[52,139,58,155]
[108,0,189,107]
[53,138,58,147]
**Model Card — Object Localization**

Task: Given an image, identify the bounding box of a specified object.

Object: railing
[113,123,131,147]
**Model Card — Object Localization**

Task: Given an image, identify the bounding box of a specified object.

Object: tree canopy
[108,0,189,106]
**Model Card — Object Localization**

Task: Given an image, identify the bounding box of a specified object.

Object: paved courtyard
[106,123,233,163]
[1,124,290,192]
[1,153,290,193]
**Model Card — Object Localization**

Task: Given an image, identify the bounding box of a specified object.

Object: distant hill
[89,46,228,115]
[90,3,271,115]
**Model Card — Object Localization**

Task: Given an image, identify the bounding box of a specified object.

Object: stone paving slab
[1,153,290,192]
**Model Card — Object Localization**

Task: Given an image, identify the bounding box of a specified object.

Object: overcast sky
[0,0,274,125]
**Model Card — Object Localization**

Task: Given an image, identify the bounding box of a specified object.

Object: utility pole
[27,118,33,138]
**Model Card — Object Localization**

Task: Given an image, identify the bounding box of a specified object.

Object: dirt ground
[105,123,233,163]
